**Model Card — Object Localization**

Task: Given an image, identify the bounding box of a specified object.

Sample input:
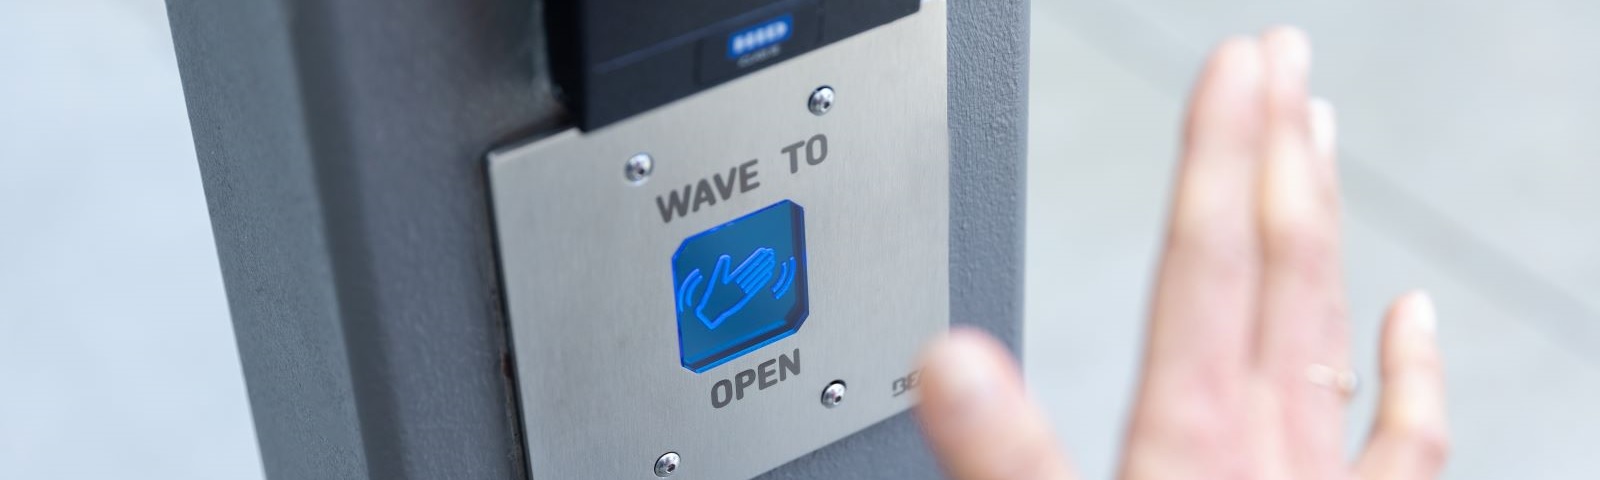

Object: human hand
[915,28,1449,480]
[682,247,779,328]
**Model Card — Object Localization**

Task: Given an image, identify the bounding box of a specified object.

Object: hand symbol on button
[678,248,778,329]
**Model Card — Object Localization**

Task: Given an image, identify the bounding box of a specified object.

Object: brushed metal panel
[488,3,947,478]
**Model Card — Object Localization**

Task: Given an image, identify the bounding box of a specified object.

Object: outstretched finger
[1252,26,1351,476]
[915,329,1079,480]
[1125,38,1266,477]
[1355,292,1451,480]
[1136,32,1267,425]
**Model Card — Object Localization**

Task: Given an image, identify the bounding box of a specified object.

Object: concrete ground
[1,0,1595,478]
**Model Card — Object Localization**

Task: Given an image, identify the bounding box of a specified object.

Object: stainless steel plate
[488,3,947,478]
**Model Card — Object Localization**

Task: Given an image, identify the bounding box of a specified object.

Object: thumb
[711,254,733,283]
[915,329,1079,480]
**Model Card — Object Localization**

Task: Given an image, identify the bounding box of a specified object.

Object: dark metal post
[165,0,1026,477]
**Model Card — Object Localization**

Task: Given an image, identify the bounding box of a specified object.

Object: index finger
[1131,37,1267,438]
[915,329,1078,480]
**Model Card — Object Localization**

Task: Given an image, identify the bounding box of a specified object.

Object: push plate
[488,3,947,479]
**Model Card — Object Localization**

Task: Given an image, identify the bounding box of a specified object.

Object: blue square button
[672,200,809,373]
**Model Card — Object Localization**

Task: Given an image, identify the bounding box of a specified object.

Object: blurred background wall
[1026,2,1600,479]
[2,0,1596,478]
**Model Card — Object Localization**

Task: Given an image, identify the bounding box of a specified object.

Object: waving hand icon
[676,247,798,330]
[669,200,809,372]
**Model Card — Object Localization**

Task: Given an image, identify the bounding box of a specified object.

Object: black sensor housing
[545,0,920,130]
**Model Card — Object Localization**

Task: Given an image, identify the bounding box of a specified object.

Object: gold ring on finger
[1306,363,1359,400]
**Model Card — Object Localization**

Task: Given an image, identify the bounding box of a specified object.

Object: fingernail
[1264,26,1312,76]
[1408,291,1438,335]
[925,335,1003,421]
[1205,37,1266,110]
[1309,97,1337,157]
[1262,27,1312,121]
[1228,36,1265,74]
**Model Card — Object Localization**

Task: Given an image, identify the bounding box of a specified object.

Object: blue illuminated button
[672,200,809,373]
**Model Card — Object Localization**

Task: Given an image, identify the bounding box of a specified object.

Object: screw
[625,153,654,184]
[820,380,847,408]
[808,86,835,116]
[654,452,680,477]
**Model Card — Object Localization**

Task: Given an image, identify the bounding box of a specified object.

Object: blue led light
[727,14,794,59]
[671,200,809,373]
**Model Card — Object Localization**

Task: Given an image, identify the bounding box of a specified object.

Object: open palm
[915,28,1448,480]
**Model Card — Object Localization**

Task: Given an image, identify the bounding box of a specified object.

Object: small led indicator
[727,14,794,59]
